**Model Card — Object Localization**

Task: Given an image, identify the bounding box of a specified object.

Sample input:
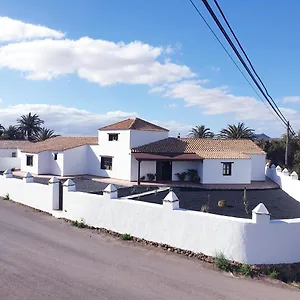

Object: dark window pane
[101,156,113,170]
[108,134,119,141]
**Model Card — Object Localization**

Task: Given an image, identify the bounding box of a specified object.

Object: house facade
[0,140,31,171]
[18,117,266,184]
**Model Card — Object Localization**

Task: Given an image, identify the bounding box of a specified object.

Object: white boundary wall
[1,173,300,265]
[265,164,300,202]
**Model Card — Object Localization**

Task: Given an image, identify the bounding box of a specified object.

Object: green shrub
[175,172,187,181]
[3,193,10,200]
[187,169,200,183]
[243,187,249,214]
[214,252,231,272]
[71,218,87,228]
[268,268,280,279]
[240,264,253,277]
[146,173,156,181]
[120,233,133,241]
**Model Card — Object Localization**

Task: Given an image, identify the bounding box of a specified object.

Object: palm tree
[219,122,254,139]
[188,125,214,138]
[17,113,44,141]
[34,127,60,142]
[0,124,4,137]
[2,125,25,140]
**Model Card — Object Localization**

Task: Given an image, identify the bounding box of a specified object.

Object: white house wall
[0,158,21,171]
[202,159,251,184]
[248,154,266,181]
[49,152,63,176]
[130,159,156,181]
[38,151,52,174]
[95,131,132,180]
[0,149,18,157]
[21,152,39,174]
[171,161,201,181]
[129,130,168,148]
[63,146,89,176]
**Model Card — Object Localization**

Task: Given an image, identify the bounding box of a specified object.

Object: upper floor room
[97,118,169,150]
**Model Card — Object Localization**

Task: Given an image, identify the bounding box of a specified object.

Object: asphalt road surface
[0,200,299,300]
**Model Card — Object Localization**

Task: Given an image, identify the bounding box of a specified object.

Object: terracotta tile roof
[132,137,265,159]
[99,118,169,132]
[22,136,98,154]
[0,140,32,149]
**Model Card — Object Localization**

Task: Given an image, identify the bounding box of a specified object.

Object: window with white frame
[222,162,233,176]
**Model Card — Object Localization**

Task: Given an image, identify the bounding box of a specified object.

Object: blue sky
[0,0,300,137]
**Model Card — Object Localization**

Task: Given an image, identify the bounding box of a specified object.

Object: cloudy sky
[1,0,300,137]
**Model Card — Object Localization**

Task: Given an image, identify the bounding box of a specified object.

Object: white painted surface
[248,154,266,181]
[172,161,200,181]
[63,146,88,176]
[0,157,21,171]
[95,131,131,180]
[0,149,19,157]
[50,152,63,176]
[130,159,156,181]
[266,165,300,202]
[2,175,300,264]
[0,176,53,213]
[202,159,251,184]
[38,151,52,174]
[129,130,168,148]
[20,152,39,174]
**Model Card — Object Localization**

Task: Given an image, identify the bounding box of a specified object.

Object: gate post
[48,176,60,210]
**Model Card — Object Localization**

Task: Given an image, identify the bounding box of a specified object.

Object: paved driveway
[0,200,299,300]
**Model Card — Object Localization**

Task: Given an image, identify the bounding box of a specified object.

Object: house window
[12,152,17,158]
[26,155,33,167]
[53,153,58,160]
[108,133,119,141]
[222,162,233,176]
[101,156,113,170]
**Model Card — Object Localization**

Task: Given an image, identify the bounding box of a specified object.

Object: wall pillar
[48,176,60,210]
[23,172,34,183]
[291,171,299,180]
[63,179,76,192]
[163,190,179,210]
[252,203,270,225]
[103,184,118,199]
[3,169,13,178]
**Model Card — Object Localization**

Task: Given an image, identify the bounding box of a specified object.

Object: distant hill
[254,133,272,140]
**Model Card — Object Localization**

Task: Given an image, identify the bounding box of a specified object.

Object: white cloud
[169,103,177,108]
[0,37,195,85]
[0,103,192,137]
[211,66,220,72]
[0,16,64,42]
[153,80,278,121]
[0,104,138,135]
[282,96,300,103]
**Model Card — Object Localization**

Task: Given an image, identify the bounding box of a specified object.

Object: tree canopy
[219,122,255,139]
[1,113,59,142]
[188,125,214,138]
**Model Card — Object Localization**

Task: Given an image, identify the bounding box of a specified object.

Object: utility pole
[285,121,289,167]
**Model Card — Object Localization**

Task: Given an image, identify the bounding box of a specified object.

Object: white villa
[1,118,266,184]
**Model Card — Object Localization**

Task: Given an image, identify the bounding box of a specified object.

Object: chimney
[177,133,181,138]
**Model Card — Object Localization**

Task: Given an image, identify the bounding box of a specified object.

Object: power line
[187,0,286,130]
[188,0,294,134]
[212,0,296,135]
[200,0,290,129]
